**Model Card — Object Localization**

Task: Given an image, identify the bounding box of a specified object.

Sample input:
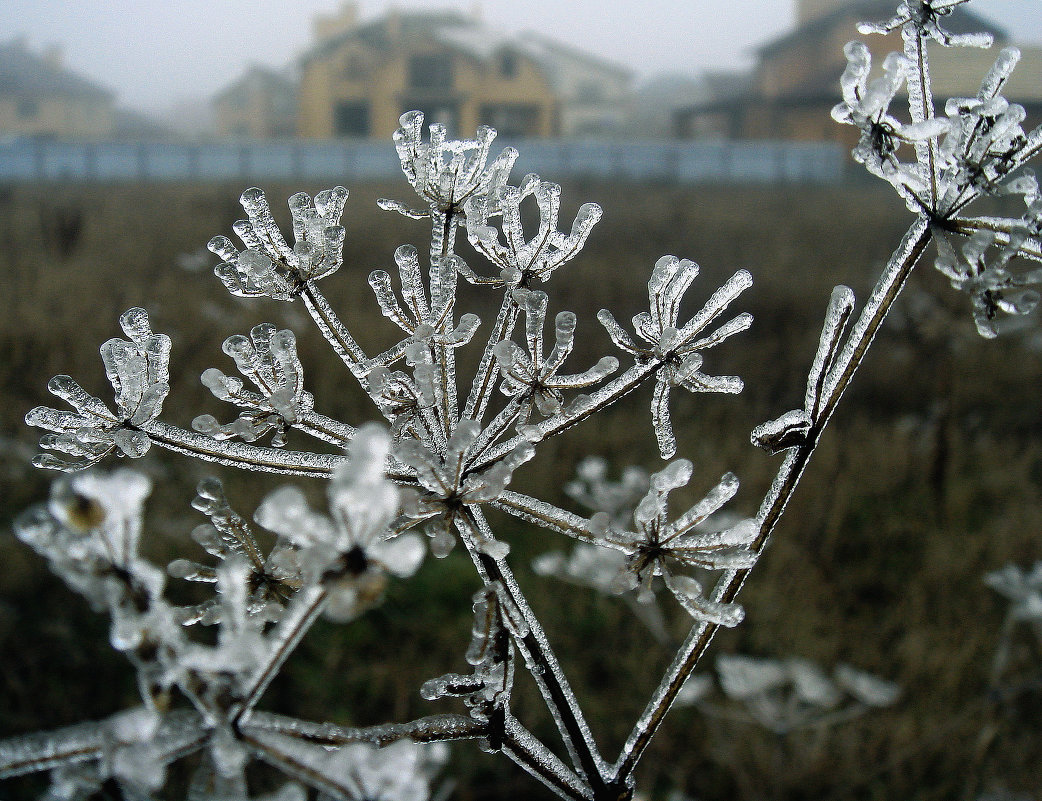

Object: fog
[1,0,1039,114]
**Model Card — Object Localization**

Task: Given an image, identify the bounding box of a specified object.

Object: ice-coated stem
[611,218,933,784]
[470,362,659,473]
[458,509,610,790]
[300,282,369,378]
[904,30,940,208]
[501,714,594,801]
[145,420,347,477]
[234,584,329,722]
[950,217,1042,262]
[296,411,356,448]
[492,490,620,549]
[0,710,207,779]
[464,293,521,424]
[240,710,488,746]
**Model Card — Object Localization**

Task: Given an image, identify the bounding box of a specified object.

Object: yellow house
[298,7,559,139]
[0,38,116,139]
[676,0,1042,144]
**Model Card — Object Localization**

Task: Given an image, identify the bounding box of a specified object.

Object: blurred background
[1,1,1041,799]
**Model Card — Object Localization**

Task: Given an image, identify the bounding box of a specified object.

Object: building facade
[0,39,116,139]
[676,0,1042,144]
[213,66,298,139]
[298,9,558,140]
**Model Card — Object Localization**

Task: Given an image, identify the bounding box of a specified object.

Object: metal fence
[0,137,846,184]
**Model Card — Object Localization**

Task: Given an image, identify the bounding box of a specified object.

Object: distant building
[513,32,633,138]
[675,0,1042,143]
[0,38,116,139]
[297,4,632,140]
[213,66,297,139]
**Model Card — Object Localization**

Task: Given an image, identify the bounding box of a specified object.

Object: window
[334,102,370,137]
[408,54,453,90]
[499,52,518,79]
[479,104,541,139]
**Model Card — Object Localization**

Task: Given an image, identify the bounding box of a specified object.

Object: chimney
[387,7,402,41]
[312,2,358,43]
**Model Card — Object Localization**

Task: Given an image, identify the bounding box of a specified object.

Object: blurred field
[0,177,1040,801]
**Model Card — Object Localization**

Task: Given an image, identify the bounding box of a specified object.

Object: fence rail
[0,137,846,185]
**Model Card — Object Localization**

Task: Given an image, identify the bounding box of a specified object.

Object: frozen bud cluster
[26,308,169,469]
[461,173,602,287]
[384,110,517,218]
[679,654,900,735]
[193,323,314,447]
[209,185,348,300]
[598,256,752,457]
[592,459,759,627]
[256,424,424,621]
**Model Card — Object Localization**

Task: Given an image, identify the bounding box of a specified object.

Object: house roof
[213,65,297,106]
[756,0,1007,57]
[0,39,115,101]
[299,9,632,88]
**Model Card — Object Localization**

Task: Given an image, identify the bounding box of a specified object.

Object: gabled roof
[299,9,632,88]
[0,39,114,101]
[756,0,1007,57]
[213,65,297,106]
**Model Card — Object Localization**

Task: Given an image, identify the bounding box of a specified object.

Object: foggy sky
[1,0,1039,114]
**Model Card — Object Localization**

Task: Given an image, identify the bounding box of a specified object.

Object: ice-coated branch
[456,509,612,792]
[0,709,207,780]
[611,218,933,785]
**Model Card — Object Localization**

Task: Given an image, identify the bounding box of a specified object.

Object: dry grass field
[0,179,1040,800]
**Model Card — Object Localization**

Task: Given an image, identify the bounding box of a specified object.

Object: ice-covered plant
[5,1,1042,798]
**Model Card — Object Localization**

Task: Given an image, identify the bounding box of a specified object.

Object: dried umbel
[7,2,1042,799]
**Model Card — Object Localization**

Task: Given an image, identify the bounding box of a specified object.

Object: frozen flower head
[597,460,759,627]
[169,477,303,627]
[693,654,900,735]
[831,43,949,189]
[209,185,349,301]
[598,257,752,457]
[15,468,152,574]
[255,424,424,622]
[193,323,314,447]
[934,228,1042,338]
[985,561,1042,625]
[494,289,618,428]
[857,0,994,48]
[397,420,534,558]
[461,174,603,288]
[27,308,169,470]
[382,110,517,218]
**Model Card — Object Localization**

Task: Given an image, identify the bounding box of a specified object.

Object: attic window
[409,54,453,90]
[499,52,518,79]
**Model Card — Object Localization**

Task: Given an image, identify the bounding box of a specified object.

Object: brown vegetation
[0,180,1039,799]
